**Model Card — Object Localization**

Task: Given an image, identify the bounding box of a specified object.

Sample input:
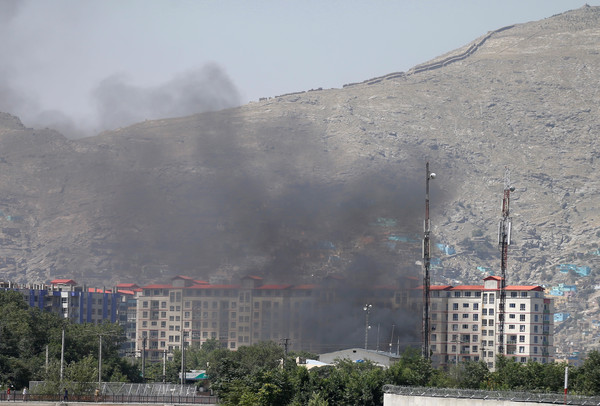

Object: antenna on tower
[497,167,515,356]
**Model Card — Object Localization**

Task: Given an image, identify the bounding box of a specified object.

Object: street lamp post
[364,304,372,350]
[422,162,436,360]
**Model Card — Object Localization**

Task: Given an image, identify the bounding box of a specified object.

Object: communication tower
[497,167,515,355]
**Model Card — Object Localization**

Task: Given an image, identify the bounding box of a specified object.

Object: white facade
[429,276,553,370]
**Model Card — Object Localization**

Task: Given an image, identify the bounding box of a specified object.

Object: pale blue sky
[1,0,597,136]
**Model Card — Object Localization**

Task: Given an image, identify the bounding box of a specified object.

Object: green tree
[572,350,600,395]
[385,348,434,387]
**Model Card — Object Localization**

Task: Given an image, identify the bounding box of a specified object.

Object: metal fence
[0,393,217,404]
[23,382,218,404]
[383,385,600,405]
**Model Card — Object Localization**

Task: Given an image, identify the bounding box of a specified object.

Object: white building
[429,275,553,370]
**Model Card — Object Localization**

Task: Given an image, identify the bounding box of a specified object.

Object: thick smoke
[102,106,438,350]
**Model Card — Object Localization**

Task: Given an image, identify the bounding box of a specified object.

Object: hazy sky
[1,0,597,137]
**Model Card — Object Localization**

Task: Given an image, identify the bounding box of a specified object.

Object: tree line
[3,290,600,405]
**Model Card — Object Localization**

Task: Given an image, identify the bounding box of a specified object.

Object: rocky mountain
[1,6,600,354]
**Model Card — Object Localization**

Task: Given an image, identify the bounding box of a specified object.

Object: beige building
[136,275,322,361]
[134,274,422,362]
[429,275,554,370]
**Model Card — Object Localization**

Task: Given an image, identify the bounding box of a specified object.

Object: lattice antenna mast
[497,167,515,355]
[422,162,435,360]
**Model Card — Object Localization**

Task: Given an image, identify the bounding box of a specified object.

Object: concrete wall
[384,395,556,406]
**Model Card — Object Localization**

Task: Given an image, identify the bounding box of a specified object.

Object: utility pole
[141,336,146,380]
[98,335,102,389]
[180,290,185,388]
[422,162,436,360]
[60,325,65,383]
[497,167,514,356]
[163,350,167,383]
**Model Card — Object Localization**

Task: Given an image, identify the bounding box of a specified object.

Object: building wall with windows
[429,276,553,370]
[0,279,120,324]
[134,274,422,362]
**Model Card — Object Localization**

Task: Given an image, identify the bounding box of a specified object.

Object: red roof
[451,285,484,290]
[257,284,292,290]
[116,283,139,289]
[117,289,136,295]
[292,284,317,290]
[50,279,77,285]
[188,284,241,289]
[430,285,452,291]
[505,285,543,291]
[484,275,503,281]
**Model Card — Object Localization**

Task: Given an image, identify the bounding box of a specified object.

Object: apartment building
[0,279,120,324]
[134,274,423,362]
[429,275,554,370]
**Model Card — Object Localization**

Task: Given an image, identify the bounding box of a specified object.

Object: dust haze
[0,1,241,138]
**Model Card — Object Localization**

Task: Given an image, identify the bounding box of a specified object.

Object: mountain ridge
[1,5,599,354]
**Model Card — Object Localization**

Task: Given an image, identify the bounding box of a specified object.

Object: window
[534,315,539,322]
[520,325,526,332]
[482,309,488,315]
[534,325,538,333]
[483,293,488,304]
[462,324,469,330]
[520,304,526,311]
[473,314,479,321]
[534,304,539,311]
[472,335,478,342]
[463,303,469,308]
[431,334,437,341]
[463,314,469,319]
[521,292,528,297]
[489,294,495,304]
[482,320,487,326]
[488,320,494,326]
[454,292,461,297]
[452,324,458,331]
[520,357,527,363]
[453,314,459,321]
[519,335,525,342]
[520,315,526,322]
[519,346,525,353]
[473,303,479,310]
[489,309,494,315]
[482,330,487,336]
[453,303,459,310]
[534,336,538,343]
[509,303,516,308]
[509,314,516,319]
